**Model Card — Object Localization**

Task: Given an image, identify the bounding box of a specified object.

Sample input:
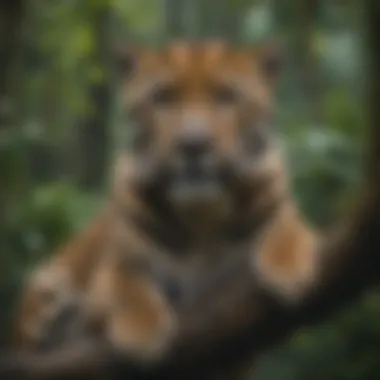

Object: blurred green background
[0,0,377,379]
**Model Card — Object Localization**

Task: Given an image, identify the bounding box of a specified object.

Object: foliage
[0,0,377,378]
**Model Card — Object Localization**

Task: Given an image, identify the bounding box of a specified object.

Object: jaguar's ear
[255,39,286,86]
[112,43,140,79]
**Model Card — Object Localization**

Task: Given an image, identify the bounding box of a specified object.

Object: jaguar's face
[117,40,283,223]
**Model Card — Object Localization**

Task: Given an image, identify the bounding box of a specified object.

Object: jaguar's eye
[213,86,238,105]
[151,86,179,106]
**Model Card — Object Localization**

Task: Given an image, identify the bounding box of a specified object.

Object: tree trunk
[273,0,322,123]
[198,0,245,42]
[0,0,24,131]
[76,6,113,191]
[164,0,188,39]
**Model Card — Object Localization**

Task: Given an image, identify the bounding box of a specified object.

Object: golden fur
[11,40,319,378]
